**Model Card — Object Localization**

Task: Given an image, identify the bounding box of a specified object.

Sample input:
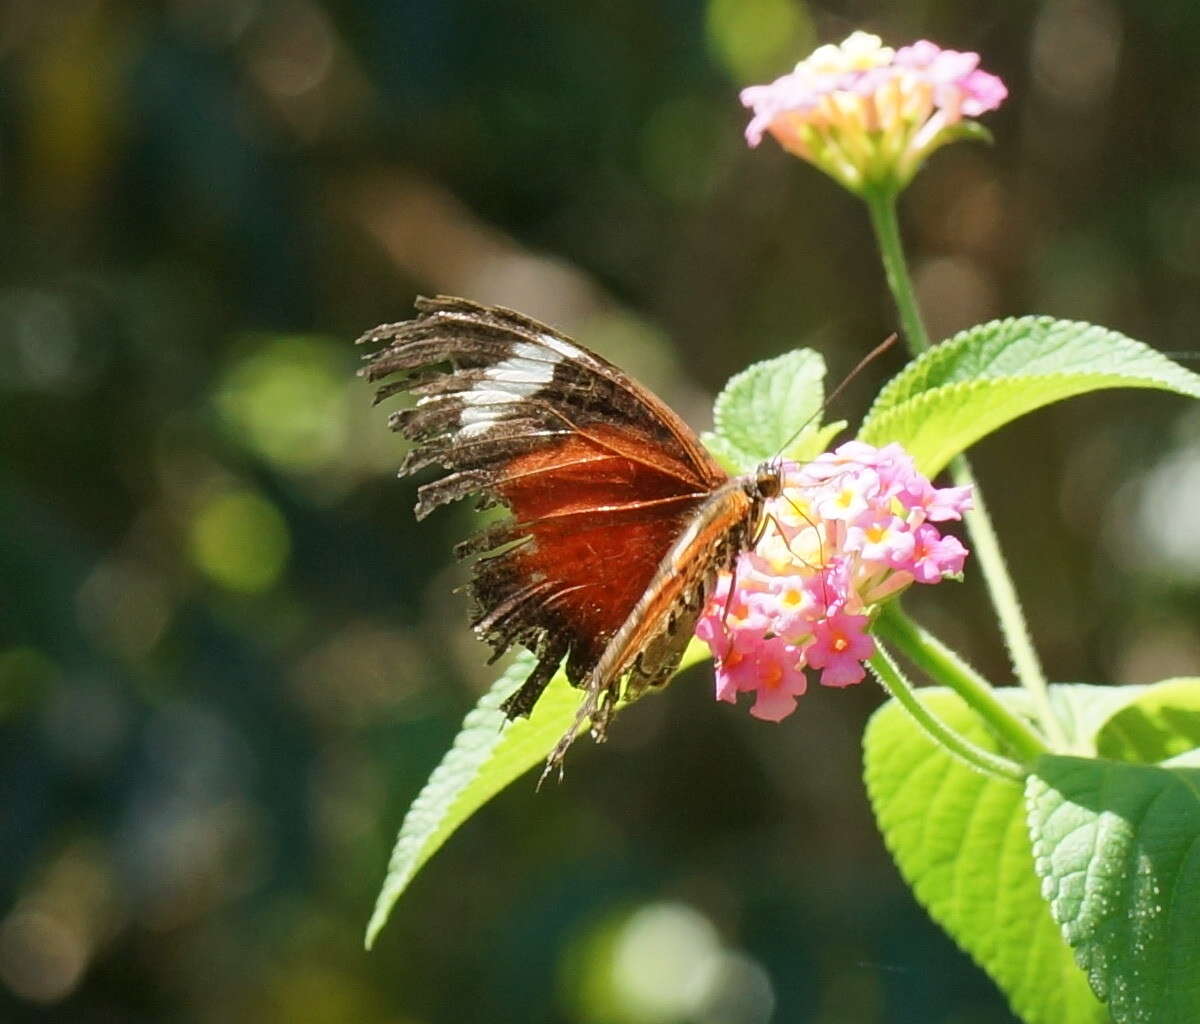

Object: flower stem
[862,187,1068,749]
[867,644,1025,782]
[942,466,1066,747]
[875,603,1049,762]
[864,187,930,352]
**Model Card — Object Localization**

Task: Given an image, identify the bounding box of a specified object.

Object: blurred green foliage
[3,1,1200,1021]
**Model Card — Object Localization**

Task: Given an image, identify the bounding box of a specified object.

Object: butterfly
[360,296,784,768]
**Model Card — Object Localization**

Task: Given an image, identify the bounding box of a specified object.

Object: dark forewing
[359,296,728,716]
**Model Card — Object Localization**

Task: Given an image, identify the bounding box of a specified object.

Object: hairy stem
[862,187,1067,749]
[876,603,1049,762]
[867,644,1025,781]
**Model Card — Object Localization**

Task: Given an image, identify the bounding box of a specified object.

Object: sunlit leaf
[1028,755,1200,1023]
[1092,678,1200,764]
[864,687,1108,1024]
[366,641,712,948]
[859,317,1200,476]
[701,348,842,472]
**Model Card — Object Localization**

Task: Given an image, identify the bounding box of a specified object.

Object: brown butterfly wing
[360,296,729,719]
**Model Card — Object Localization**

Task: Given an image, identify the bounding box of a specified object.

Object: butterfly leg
[500,637,569,719]
[538,663,621,787]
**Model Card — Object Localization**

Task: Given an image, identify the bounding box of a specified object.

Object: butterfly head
[752,460,783,500]
[739,461,786,538]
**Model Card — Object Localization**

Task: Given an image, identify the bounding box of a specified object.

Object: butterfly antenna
[772,333,899,460]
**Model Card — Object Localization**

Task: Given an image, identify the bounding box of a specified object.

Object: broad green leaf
[1092,678,1200,764]
[1049,684,1156,757]
[1027,755,1200,1023]
[864,688,1108,1024]
[859,317,1200,476]
[701,349,842,472]
[366,640,712,948]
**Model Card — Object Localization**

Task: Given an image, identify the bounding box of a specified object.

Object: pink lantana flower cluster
[695,441,972,722]
[740,32,1007,194]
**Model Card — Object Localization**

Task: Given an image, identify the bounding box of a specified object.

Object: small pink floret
[910,525,968,583]
[696,440,971,721]
[747,637,809,721]
[806,612,875,688]
[961,69,1008,116]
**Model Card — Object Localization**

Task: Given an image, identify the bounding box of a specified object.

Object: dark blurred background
[3,1,1199,1021]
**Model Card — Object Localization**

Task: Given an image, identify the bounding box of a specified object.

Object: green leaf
[366,640,712,948]
[700,432,755,475]
[864,687,1109,1024]
[1049,684,1157,757]
[1027,755,1200,1023]
[939,119,993,148]
[859,317,1200,476]
[701,349,842,472]
[1092,678,1200,764]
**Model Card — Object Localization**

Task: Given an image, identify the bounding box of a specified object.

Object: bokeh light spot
[215,336,350,475]
[610,902,721,1021]
[0,647,55,719]
[0,288,96,394]
[76,560,173,662]
[690,948,776,1024]
[913,256,998,342]
[189,490,290,593]
[0,909,87,1004]
[1031,0,1121,107]
[1150,184,1200,278]
[705,0,813,84]
[42,681,127,773]
[291,621,423,727]
[641,96,730,203]
[565,900,778,1024]
[1123,442,1200,581]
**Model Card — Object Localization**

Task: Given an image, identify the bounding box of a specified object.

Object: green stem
[943,465,1066,747]
[875,604,1049,763]
[864,186,931,353]
[867,645,1025,782]
[862,187,1068,749]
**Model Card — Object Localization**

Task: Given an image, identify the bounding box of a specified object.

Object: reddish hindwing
[542,477,759,770]
[592,479,757,696]
[359,296,729,720]
[475,427,713,704]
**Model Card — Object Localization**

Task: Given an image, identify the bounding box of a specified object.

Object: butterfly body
[361,297,778,762]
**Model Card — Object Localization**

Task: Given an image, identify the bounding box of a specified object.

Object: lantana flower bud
[740,32,1006,195]
[695,441,972,722]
